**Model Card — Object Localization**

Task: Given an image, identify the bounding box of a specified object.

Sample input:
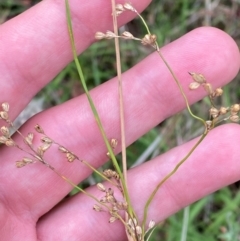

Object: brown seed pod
[188,72,206,84]
[2,102,9,112]
[189,82,200,90]
[0,126,10,137]
[95,32,106,40]
[35,124,44,134]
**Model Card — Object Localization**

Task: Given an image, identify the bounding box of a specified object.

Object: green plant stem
[135,11,151,35]
[142,132,208,233]
[81,160,117,187]
[65,0,133,217]
[156,45,205,126]
[181,206,190,241]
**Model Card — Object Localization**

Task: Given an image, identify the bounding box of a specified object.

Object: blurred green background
[1,0,240,240]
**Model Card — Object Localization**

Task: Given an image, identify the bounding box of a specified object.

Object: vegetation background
[1,0,240,240]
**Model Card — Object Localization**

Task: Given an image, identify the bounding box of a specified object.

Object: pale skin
[0,0,240,240]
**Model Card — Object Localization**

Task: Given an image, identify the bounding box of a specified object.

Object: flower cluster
[189,72,240,124]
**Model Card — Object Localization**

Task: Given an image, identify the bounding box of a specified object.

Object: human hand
[0,0,239,240]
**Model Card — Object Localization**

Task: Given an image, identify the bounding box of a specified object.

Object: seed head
[109,216,117,223]
[0,135,8,144]
[5,139,15,147]
[93,204,103,212]
[219,107,229,115]
[97,183,106,192]
[16,158,34,168]
[209,107,219,118]
[123,3,135,12]
[41,136,52,144]
[16,161,25,168]
[58,146,69,153]
[214,88,223,97]
[205,120,213,131]
[141,34,157,46]
[2,102,9,112]
[148,220,155,229]
[116,201,128,210]
[24,133,34,146]
[121,31,134,39]
[230,115,239,123]
[188,72,206,84]
[115,4,124,16]
[95,31,106,40]
[136,226,142,236]
[231,104,240,113]
[189,82,200,90]
[110,138,118,149]
[66,152,76,162]
[203,83,213,95]
[0,111,8,120]
[105,31,117,39]
[35,124,44,134]
[0,126,10,137]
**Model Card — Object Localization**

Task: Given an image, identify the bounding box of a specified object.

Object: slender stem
[111,0,128,206]
[65,0,133,217]
[156,45,205,126]
[81,160,117,187]
[142,132,208,233]
[135,11,151,35]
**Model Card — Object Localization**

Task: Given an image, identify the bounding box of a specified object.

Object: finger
[0,0,150,118]
[1,27,239,220]
[36,124,240,241]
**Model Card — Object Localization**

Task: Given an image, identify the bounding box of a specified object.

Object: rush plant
[0,1,239,241]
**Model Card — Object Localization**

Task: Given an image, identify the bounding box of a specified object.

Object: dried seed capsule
[123,3,135,11]
[231,104,240,113]
[5,139,15,147]
[66,152,76,162]
[105,31,116,39]
[115,4,124,16]
[0,111,8,120]
[189,82,200,90]
[93,204,102,212]
[16,161,25,168]
[22,157,34,164]
[109,216,117,223]
[0,135,8,144]
[35,124,44,134]
[95,32,106,40]
[188,72,206,84]
[41,136,52,144]
[97,183,106,192]
[110,138,118,149]
[25,133,34,146]
[230,115,239,122]
[141,34,156,46]
[214,88,223,97]
[148,220,155,229]
[0,126,10,137]
[203,83,213,95]
[58,146,69,153]
[2,102,9,112]
[103,169,113,177]
[219,107,228,115]
[121,31,134,39]
[205,120,213,131]
[136,226,142,236]
[209,107,219,118]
